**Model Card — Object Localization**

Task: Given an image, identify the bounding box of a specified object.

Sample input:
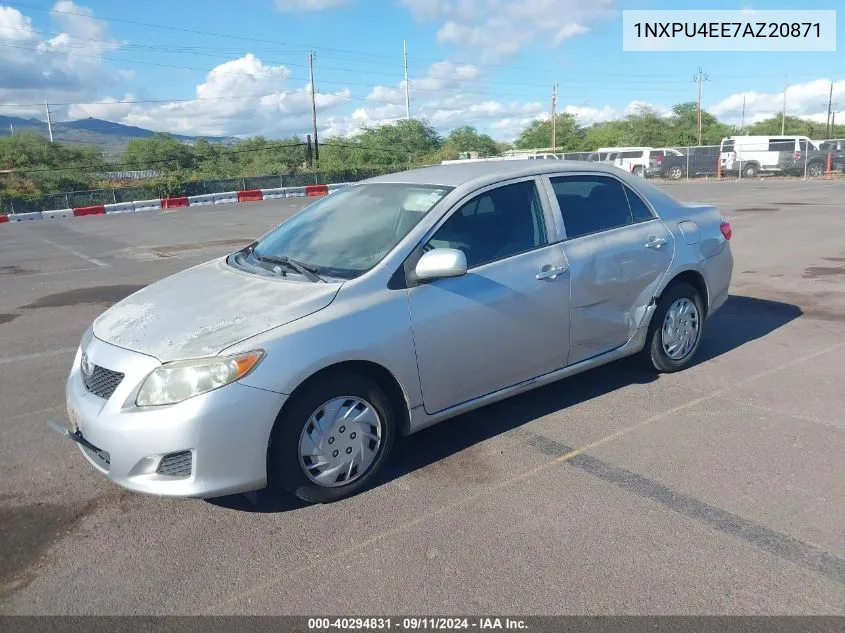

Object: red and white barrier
[237,189,263,202]
[104,202,136,214]
[213,191,238,204]
[42,208,74,219]
[188,194,215,206]
[306,184,329,197]
[261,187,286,199]
[1,182,357,226]
[161,196,189,209]
[133,199,162,212]
[8,211,43,221]
[73,205,106,217]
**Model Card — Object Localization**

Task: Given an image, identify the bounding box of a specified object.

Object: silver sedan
[50,161,733,503]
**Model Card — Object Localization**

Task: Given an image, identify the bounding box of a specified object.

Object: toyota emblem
[80,352,94,377]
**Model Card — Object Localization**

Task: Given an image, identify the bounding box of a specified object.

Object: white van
[719,135,819,177]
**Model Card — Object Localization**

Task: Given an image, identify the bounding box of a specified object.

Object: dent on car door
[547,174,674,365]
[405,178,571,415]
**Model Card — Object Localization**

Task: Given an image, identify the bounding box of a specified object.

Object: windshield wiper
[251,249,326,283]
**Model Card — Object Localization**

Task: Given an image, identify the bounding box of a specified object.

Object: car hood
[92,257,341,362]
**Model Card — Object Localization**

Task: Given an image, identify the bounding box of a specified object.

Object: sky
[0,0,842,141]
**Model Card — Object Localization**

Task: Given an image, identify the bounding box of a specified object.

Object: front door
[406,178,571,415]
[545,173,675,365]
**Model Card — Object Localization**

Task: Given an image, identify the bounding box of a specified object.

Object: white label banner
[622,10,836,52]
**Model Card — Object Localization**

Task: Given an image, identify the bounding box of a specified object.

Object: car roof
[361,159,629,189]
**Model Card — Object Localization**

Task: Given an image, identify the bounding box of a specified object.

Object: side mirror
[414,247,467,281]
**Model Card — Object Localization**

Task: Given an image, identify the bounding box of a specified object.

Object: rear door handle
[536,265,568,280]
[645,236,668,249]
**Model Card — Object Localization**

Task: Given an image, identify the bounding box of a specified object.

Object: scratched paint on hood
[93,257,341,362]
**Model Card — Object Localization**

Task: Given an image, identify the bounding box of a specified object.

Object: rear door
[542,173,675,365]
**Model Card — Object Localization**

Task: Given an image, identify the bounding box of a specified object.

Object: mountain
[0,115,239,158]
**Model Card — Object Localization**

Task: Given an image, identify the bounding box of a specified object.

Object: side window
[426,180,548,268]
[768,138,793,152]
[623,185,655,222]
[550,175,634,239]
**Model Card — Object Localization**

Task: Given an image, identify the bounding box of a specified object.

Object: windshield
[238,182,452,280]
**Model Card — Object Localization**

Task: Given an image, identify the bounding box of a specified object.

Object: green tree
[516,113,583,151]
[122,133,196,170]
[745,114,825,137]
[581,120,635,150]
[439,125,500,159]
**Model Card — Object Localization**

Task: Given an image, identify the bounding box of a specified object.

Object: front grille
[156,451,192,478]
[82,365,124,399]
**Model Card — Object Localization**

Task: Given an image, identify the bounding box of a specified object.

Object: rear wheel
[632,165,644,177]
[642,283,705,373]
[268,371,396,503]
[742,163,759,178]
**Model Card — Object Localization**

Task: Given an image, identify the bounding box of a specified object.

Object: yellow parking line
[214,339,845,612]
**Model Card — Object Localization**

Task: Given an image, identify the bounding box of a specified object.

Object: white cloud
[322,60,549,138]
[401,0,617,62]
[0,2,123,119]
[274,0,351,10]
[69,54,352,137]
[710,79,845,126]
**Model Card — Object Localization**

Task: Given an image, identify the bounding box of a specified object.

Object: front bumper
[51,335,287,498]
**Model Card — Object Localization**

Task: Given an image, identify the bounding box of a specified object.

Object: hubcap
[661,298,700,361]
[298,396,383,488]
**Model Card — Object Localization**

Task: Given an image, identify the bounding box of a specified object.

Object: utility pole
[308,52,319,164]
[44,98,54,142]
[693,68,710,146]
[781,76,788,135]
[403,40,410,121]
[740,94,746,133]
[551,82,558,150]
[825,82,834,137]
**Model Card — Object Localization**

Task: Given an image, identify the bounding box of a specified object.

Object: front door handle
[536,265,568,280]
[645,236,668,249]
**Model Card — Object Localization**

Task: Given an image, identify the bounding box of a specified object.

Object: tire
[632,165,644,177]
[742,163,759,178]
[268,371,396,503]
[642,282,705,373]
[807,161,824,177]
[668,165,684,180]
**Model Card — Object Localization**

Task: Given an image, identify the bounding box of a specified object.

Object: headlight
[135,350,264,407]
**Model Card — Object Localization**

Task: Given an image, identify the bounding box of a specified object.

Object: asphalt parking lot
[1,179,844,615]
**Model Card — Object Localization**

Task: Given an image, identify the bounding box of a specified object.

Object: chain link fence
[0,167,394,214]
[4,144,844,214]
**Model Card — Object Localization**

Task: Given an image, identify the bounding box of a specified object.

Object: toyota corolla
[50,161,733,504]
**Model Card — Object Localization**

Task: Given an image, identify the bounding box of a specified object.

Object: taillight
[655,156,664,164]
[720,221,732,240]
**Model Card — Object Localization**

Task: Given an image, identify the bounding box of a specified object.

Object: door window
[551,175,646,239]
[425,180,548,268]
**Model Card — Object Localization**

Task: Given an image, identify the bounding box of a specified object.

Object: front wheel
[642,283,705,373]
[807,161,824,177]
[268,371,396,503]
[632,165,644,177]
[668,165,684,180]
[742,163,759,178]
